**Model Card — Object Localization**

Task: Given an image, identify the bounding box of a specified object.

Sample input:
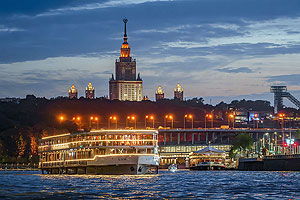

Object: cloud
[216,67,254,73]
[36,0,175,17]
[0,25,24,32]
[266,74,300,86]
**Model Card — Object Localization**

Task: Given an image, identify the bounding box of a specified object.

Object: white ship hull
[41,154,159,175]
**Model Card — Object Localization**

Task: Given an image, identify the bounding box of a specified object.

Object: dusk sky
[1,0,300,106]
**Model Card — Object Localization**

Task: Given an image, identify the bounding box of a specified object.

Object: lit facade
[174,83,183,101]
[68,85,78,99]
[109,18,143,101]
[155,86,164,101]
[85,82,95,99]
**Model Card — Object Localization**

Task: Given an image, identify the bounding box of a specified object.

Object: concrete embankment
[238,154,300,171]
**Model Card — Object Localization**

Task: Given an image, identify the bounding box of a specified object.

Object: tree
[230,133,253,158]
[17,135,27,158]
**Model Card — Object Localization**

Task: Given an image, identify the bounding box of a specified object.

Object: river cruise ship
[38,130,159,175]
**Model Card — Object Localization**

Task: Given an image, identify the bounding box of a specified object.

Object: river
[0,170,299,199]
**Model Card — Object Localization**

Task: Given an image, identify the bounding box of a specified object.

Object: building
[174,83,183,101]
[68,85,78,99]
[85,82,95,99]
[109,18,143,101]
[155,86,164,101]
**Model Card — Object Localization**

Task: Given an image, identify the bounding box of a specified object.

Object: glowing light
[77,117,81,121]
[40,154,158,164]
[113,116,117,120]
[189,115,193,119]
[145,115,148,119]
[95,117,98,121]
[283,143,288,147]
[72,117,75,120]
[131,116,135,120]
[150,116,154,120]
[58,116,64,121]
[41,133,71,140]
[229,114,234,118]
[206,114,213,119]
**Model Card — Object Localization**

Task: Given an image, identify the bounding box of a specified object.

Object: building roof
[193,146,225,154]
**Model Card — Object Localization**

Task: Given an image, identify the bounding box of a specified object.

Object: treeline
[0,95,292,163]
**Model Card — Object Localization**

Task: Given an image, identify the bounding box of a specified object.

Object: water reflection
[0,170,299,199]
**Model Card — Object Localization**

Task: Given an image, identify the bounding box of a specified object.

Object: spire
[120,18,131,58]
[123,18,128,44]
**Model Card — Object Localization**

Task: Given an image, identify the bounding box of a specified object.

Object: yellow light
[165,115,168,118]
[113,116,117,120]
[185,114,187,118]
[59,116,64,121]
[110,116,113,119]
[150,116,154,120]
[72,117,75,120]
[127,116,130,119]
[39,154,158,164]
[229,114,234,118]
[90,116,94,120]
[146,115,148,118]
[189,115,192,119]
[169,115,173,119]
[95,117,98,121]
[77,117,81,121]
[131,116,135,120]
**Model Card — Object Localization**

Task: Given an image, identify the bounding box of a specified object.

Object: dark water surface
[0,170,300,199]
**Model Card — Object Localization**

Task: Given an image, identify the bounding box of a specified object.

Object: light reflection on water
[0,170,300,199]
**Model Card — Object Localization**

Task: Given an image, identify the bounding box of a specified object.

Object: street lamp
[58,115,64,123]
[150,116,154,128]
[145,115,154,129]
[228,114,235,128]
[127,115,136,129]
[184,114,193,129]
[108,116,117,129]
[279,113,285,149]
[165,115,174,128]
[205,114,213,130]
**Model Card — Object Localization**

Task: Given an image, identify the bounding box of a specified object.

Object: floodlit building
[174,83,183,101]
[109,18,143,101]
[68,85,78,99]
[155,86,164,101]
[85,82,95,99]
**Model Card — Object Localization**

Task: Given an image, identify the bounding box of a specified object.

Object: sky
[1,0,300,106]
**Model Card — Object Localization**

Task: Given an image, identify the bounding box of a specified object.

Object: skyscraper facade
[85,82,95,99]
[155,86,164,101]
[68,85,78,99]
[109,18,143,101]
[174,83,183,101]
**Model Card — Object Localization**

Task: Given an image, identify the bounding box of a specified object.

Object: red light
[293,143,297,147]
[283,143,288,147]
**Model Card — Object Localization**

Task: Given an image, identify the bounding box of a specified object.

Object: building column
[178,133,180,145]
[192,133,194,145]
[164,133,166,145]
[184,132,186,142]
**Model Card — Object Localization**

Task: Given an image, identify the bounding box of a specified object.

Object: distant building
[109,18,143,101]
[174,83,183,101]
[85,82,95,99]
[155,86,164,101]
[68,85,78,99]
[143,96,149,101]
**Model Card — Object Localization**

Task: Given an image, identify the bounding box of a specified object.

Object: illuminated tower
[109,18,143,101]
[155,86,164,101]
[174,83,183,101]
[85,82,95,99]
[68,85,78,99]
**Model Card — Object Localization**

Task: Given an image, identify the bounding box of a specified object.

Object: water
[0,170,300,199]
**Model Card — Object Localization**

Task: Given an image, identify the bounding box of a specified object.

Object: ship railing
[40,160,88,168]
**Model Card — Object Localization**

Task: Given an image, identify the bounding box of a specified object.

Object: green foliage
[230,133,253,158]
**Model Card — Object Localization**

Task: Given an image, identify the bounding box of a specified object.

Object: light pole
[279,113,285,150]
[165,115,173,128]
[109,116,117,129]
[228,114,235,128]
[95,117,99,129]
[184,114,193,129]
[150,116,154,128]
